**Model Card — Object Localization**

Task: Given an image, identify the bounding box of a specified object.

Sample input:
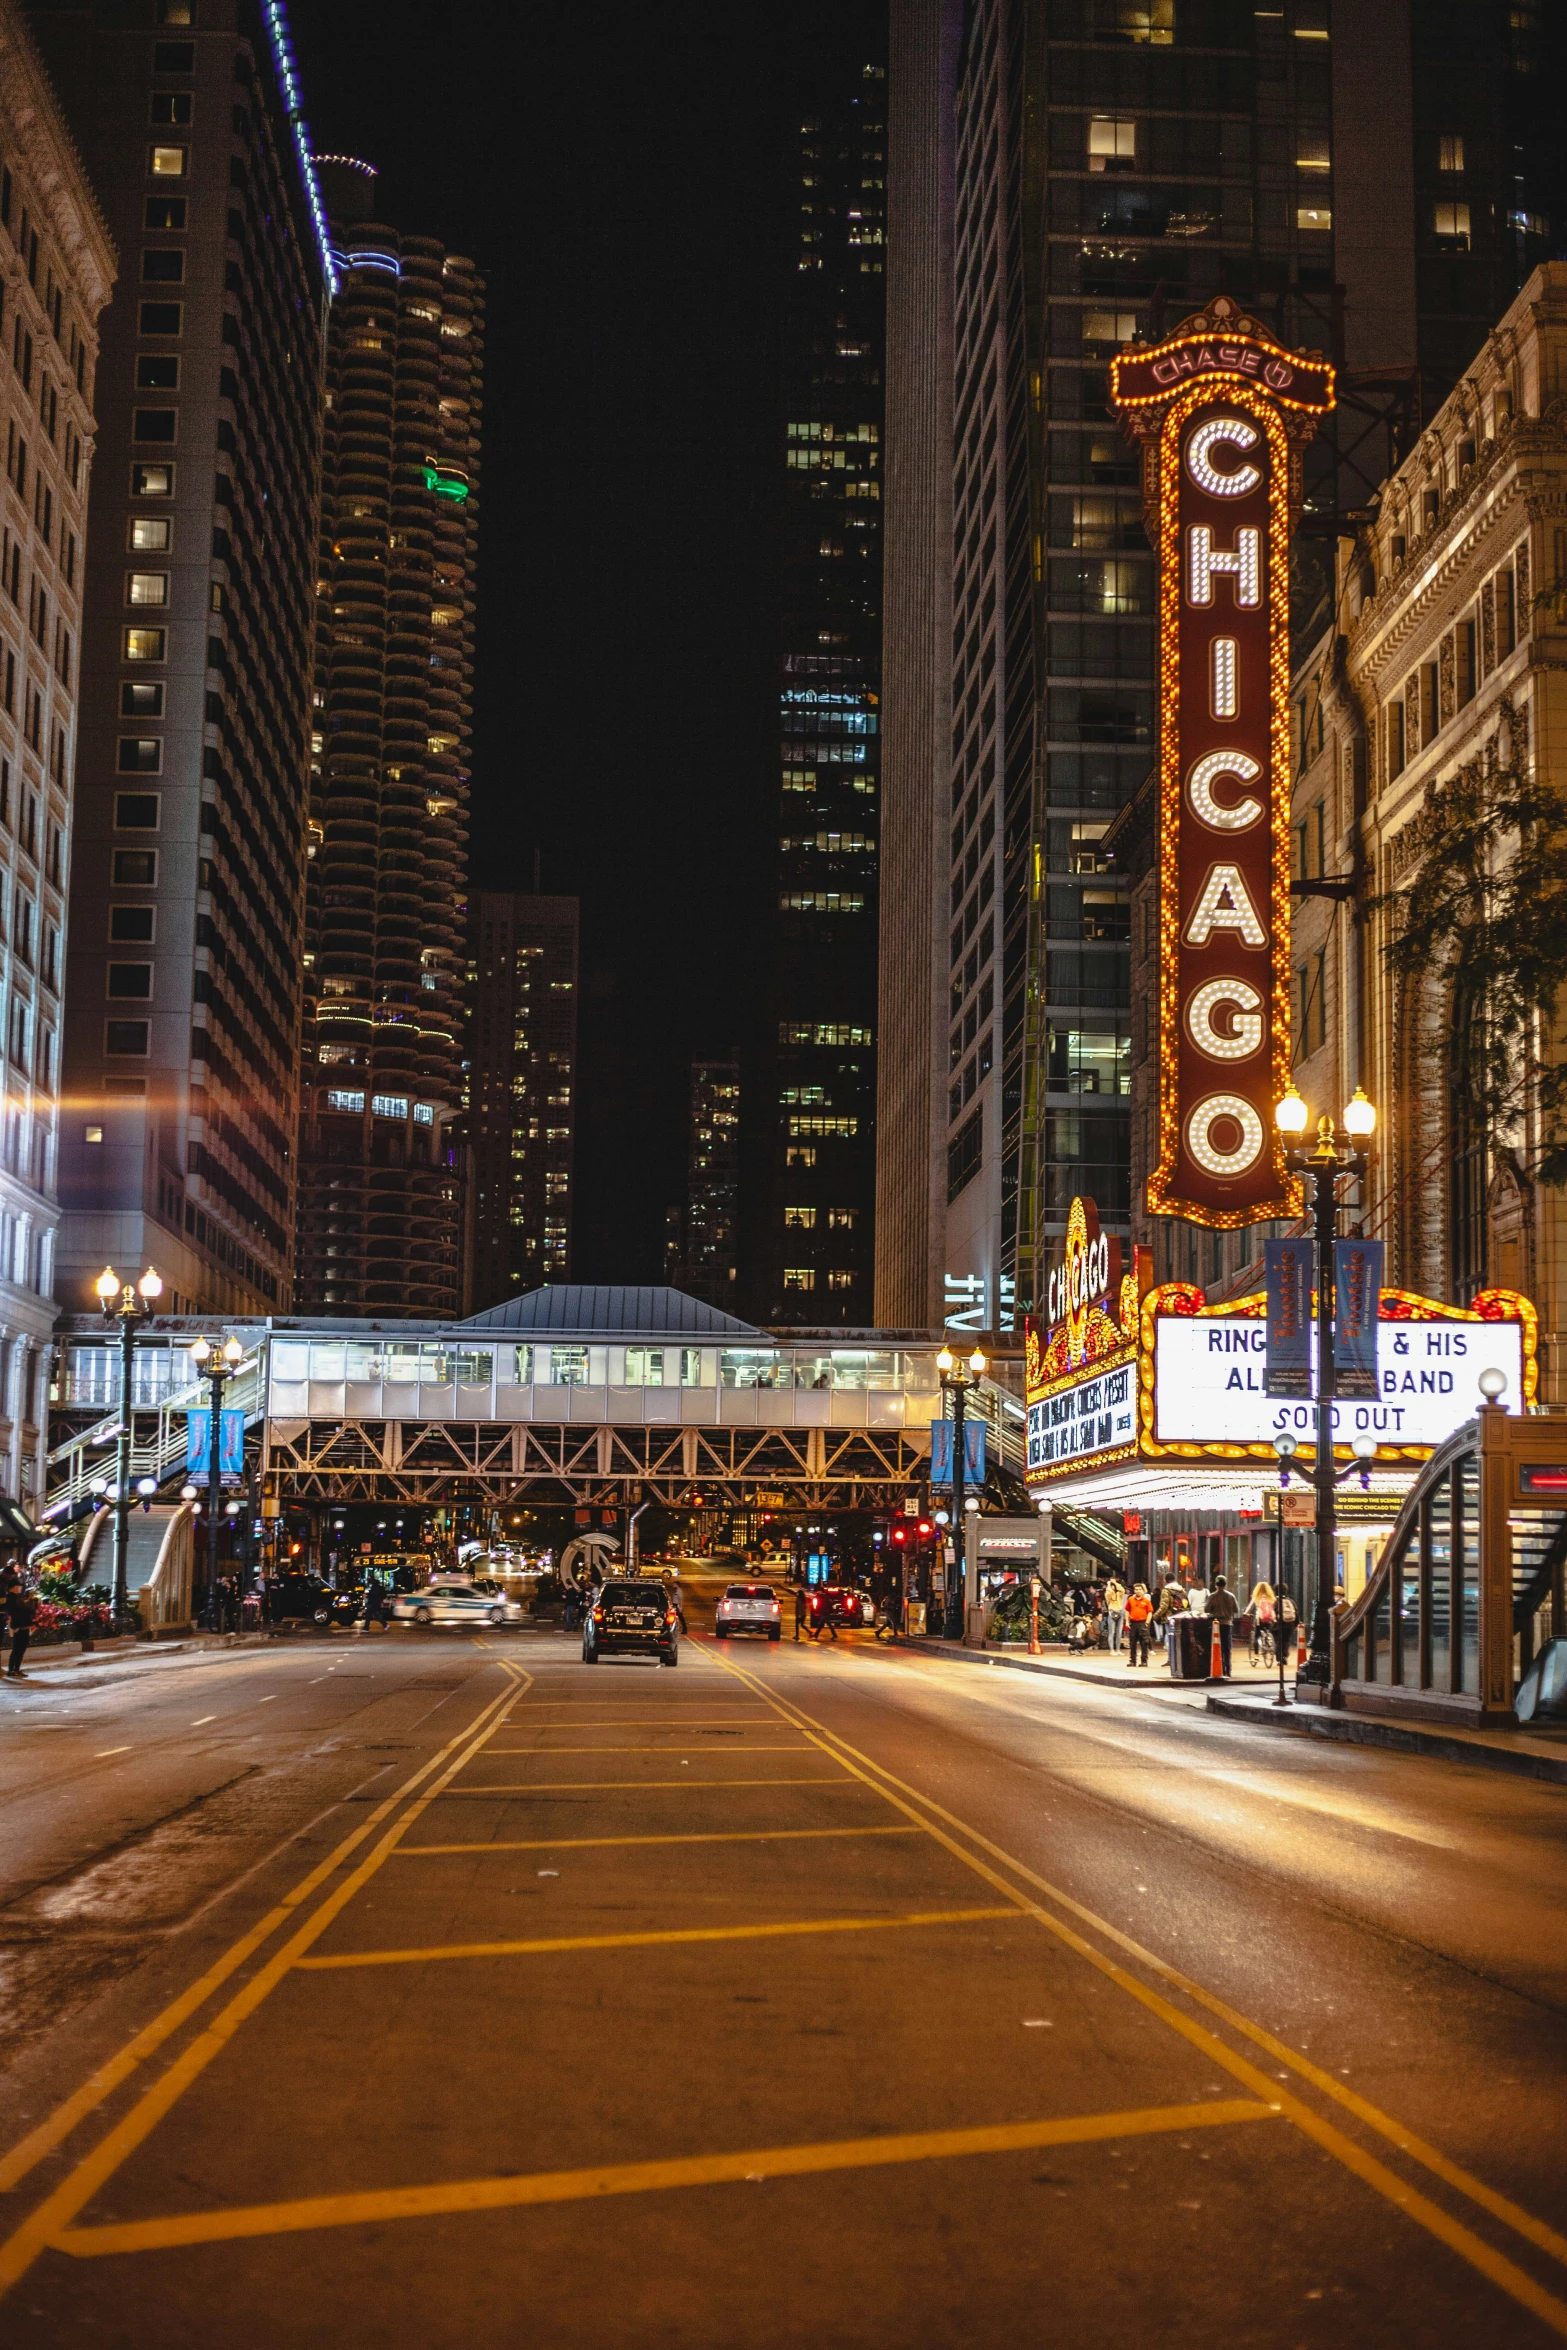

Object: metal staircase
[44,1350,264,1520]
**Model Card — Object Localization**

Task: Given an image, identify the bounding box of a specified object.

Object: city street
[2,1597,1566,2345]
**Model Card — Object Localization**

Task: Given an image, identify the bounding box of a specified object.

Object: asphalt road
[2,1589,1566,2346]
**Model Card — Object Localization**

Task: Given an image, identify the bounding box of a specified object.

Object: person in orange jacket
[1124,1580,1155,1668]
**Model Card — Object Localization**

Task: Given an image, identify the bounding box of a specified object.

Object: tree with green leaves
[1371,699,1567,1188]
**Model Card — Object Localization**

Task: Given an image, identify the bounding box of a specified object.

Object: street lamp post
[936,1342,987,1641]
[94,1264,163,1628]
[1272,1083,1378,1694]
[189,1334,244,1629]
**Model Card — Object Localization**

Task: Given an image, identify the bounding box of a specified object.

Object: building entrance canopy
[1024,1201,1537,1514]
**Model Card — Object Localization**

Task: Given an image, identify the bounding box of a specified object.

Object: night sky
[292,0,882,1285]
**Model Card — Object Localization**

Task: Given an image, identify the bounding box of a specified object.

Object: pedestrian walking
[5,1569,36,1679]
[807,1586,837,1642]
[1124,1581,1154,1667]
[668,1573,688,1634]
[361,1574,385,1632]
[794,1582,809,1641]
[1277,1584,1299,1666]
[1103,1575,1127,1654]
[1207,1573,1239,1677]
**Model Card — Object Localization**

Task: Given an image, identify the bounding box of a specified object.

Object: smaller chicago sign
[1109,297,1335,1228]
[1025,1196,1147,1482]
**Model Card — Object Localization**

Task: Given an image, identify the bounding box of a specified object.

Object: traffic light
[890,1525,908,1549]
[916,1519,933,1540]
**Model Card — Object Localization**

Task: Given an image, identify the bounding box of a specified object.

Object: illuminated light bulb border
[1107,323,1336,420]
[262,0,339,297]
[1145,375,1300,1228]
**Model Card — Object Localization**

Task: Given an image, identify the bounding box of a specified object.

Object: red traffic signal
[916,1520,933,1538]
[890,1526,907,1545]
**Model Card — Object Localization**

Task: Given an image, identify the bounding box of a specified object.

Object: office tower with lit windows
[464,891,577,1312]
[668,1054,740,1306]
[292,157,482,1317]
[879,0,1563,1329]
[33,0,327,1320]
[0,0,113,1504]
[750,34,886,1327]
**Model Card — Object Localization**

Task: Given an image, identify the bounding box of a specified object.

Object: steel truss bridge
[49,1290,1033,1516]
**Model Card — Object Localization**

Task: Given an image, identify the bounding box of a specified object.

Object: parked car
[582,1578,679,1666]
[391,1578,523,1629]
[714,1583,782,1640]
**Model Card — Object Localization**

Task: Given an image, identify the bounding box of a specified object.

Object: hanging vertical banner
[929,1420,986,1487]
[1334,1237,1384,1400]
[1109,298,1334,1227]
[1263,1237,1315,1398]
[186,1409,245,1476]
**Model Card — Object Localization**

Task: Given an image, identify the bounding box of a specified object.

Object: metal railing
[44,1352,264,1518]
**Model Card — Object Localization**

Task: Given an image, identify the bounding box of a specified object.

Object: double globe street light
[1270,1082,1377,1693]
[94,1264,163,1626]
[189,1333,244,1628]
[936,1342,987,1640]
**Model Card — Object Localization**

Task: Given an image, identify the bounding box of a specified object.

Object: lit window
[1296,138,1330,173]
[1434,202,1471,244]
[117,740,162,774]
[149,146,187,177]
[129,517,170,551]
[1081,310,1139,346]
[1438,134,1465,173]
[784,1206,817,1228]
[827,1271,855,1290]
[783,1267,817,1291]
[1117,0,1172,40]
[127,571,168,606]
[85,1124,104,1144]
[827,1208,858,1229]
[122,628,166,661]
[1295,207,1332,232]
[1087,116,1136,169]
[130,462,175,497]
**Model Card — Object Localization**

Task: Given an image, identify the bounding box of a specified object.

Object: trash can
[1170,1615,1215,1680]
[906,1601,927,1637]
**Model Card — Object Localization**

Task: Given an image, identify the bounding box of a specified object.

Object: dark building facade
[33,0,327,1318]
[749,34,886,1327]
[668,1053,740,1307]
[293,159,481,1317]
[880,0,1566,1333]
[464,890,577,1312]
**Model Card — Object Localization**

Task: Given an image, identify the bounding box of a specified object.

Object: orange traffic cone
[1210,1615,1224,1680]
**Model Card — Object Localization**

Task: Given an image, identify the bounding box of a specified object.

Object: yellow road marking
[479,1743,811,1754]
[0,1677,524,2296]
[0,1672,524,2204]
[295,1904,1019,1972]
[54,2098,1275,2257]
[430,1775,857,1794]
[393,1825,925,1857]
[710,1648,1567,2337]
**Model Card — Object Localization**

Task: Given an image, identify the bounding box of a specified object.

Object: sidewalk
[901,1635,1279,1696]
[1,1629,271,1690]
[1205,1689,1567,1785]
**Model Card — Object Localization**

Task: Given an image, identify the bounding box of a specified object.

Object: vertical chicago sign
[1109,297,1334,1227]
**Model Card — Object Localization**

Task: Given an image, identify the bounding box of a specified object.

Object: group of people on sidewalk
[1064,1571,1298,1677]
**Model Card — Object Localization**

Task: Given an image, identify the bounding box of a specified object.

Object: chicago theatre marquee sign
[1109,298,1335,1227]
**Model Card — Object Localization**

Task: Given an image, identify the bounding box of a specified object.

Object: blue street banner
[1264,1238,1314,1399]
[1334,1237,1384,1401]
[186,1408,245,1476]
[929,1419,986,1486]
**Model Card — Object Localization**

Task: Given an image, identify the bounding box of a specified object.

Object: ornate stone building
[0,0,114,1502]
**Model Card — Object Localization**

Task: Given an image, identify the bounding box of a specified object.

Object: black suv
[583,1578,679,1666]
[268,1574,358,1628]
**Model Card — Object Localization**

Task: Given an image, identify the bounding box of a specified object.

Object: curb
[1204,1691,1567,1785]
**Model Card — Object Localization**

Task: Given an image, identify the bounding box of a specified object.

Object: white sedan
[392,1579,523,1629]
[714,1582,782,1640]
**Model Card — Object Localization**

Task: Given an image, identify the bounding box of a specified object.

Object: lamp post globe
[95,1262,162,1629]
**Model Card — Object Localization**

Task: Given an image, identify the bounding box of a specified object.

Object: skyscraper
[879,0,1563,1329]
[34,0,328,1320]
[0,0,114,1505]
[749,29,886,1328]
[668,1053,740,1307]
[464,890,577,1311]
[292,159,481,1318]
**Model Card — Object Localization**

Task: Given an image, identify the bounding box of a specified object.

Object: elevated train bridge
[48,1288,1033,1520]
